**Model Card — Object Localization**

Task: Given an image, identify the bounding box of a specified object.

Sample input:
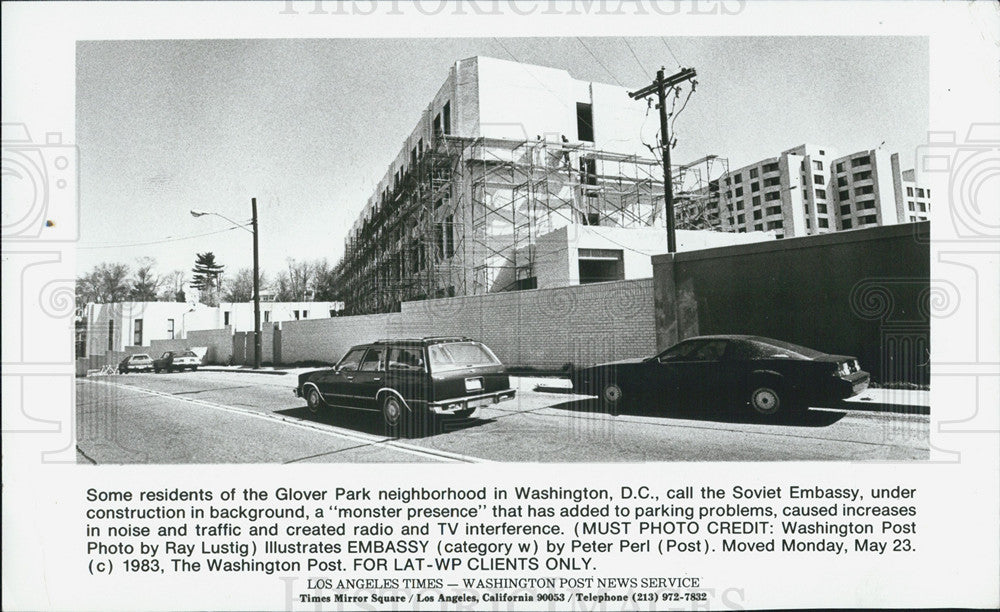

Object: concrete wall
[652,222,930,384]
[278,278,657,369]
[188,328,232,365]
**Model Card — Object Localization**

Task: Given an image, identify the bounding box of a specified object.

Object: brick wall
[188,328,232,365]
[278,278,657,369]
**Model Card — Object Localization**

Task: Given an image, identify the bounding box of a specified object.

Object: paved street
[76,370,928,464]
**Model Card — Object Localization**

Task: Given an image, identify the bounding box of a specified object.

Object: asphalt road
[76,371,928,464]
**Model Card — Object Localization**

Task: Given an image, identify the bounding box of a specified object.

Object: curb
[199,367,290,376]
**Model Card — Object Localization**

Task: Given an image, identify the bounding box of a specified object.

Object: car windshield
[745,338,825,359]
[134,354,150,360]
[427,342,500,372]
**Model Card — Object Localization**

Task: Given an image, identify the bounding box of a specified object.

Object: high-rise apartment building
[685,145,932,239]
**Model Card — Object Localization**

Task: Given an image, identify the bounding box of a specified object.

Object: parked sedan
[153,350,201,373]
[294,337,516,436]
[571,335,869,419]
[117,353,153,374]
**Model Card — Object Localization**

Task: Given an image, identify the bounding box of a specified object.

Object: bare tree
[223,267,267,303]
[284,258,315,301]
[129,257,163,301]
[76,262,131,307]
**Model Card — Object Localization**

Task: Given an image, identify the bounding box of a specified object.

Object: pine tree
[191,252,224,306]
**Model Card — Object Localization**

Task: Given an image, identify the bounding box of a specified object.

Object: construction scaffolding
[336,136,675,315]
[673,154,731,231]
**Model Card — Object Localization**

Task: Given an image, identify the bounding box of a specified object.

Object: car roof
[365,336,474,346]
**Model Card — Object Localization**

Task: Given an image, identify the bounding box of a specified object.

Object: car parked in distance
[153,350,201,373]
[294,337,516,436]
[117,353,153,374]
[571,335,869,419]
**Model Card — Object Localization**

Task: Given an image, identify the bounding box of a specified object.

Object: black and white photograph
[2,2,998,610]
[73,36,931,463]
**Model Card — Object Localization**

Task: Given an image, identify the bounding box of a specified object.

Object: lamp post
[190,198,262,369]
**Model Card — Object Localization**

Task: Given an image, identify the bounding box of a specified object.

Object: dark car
[117,353,153,374]
[294,337,516,435]
[153,350,201,373]
[571,335,869,419]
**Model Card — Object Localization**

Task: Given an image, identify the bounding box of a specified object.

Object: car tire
[154,367,160,374]
[600,382,625,414]
[305,387,324,414]
[747,383,802,419]
[191,366,198,372]
[381,394,404,436]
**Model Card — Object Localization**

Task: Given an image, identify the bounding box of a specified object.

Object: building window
[918,202,927,212]
[817,203,828,214]
[750,168,758,178]
[442,101,451,135]
[765,205,781,216]
[294,310,300,320]
[839,190,849,201]
[916,188,925,197]
[578,249,623,284]
[224,311,230,326]
[751,182,759,192]
[302,310,308,319]
[764,177,781,187]
[133,319,143,346]
[767,220,783,230]
[813,160,823,171]
[853,171,872,181]
[813,174,825,185]
[851,155,870,167]
[836,162,845,172]
[802,190,808,201]
[855,185,874,196]
[264,311,270,323]
[753,210,763,220]
[167,319,175,340]
[576,102,594,142]
[108,320,114,351]
[806,218,811,229]
[735,186,743,197]
[737,214,745,224]
[754,224,763,231]
[841,204,852,216]
[763,162,779,173]
[735,200,744,210]
[734,174,743,184]
[815,188,827,199]
[842,219,853,229]
[860,199,876,210]
[860,214,878,225]
[764,191,780,201]
[818,218,829,228]
[906,186,914,196]
[752,196,760,206]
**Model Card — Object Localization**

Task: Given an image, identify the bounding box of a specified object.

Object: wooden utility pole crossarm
[629,67,697,254]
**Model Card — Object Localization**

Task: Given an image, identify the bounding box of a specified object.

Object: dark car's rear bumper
[428,389,516,415]
[817,370,870,402]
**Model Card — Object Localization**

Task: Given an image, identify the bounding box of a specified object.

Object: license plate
[465,378,483,392]
[468,397,493,409]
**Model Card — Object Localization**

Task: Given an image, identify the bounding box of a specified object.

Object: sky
[76,36,929,278]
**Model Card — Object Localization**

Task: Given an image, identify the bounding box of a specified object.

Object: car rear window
[180,351,197,357]
[427,342,500,372]
[134,354,150,360]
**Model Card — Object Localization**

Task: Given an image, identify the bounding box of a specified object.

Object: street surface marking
[81,379,488,464]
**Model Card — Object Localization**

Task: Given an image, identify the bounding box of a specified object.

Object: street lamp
[190,198,262,369]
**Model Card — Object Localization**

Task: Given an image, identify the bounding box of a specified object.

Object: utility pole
[629,67,697,253]
[251,197,262,370]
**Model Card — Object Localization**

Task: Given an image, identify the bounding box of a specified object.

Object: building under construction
[335,56,743,315]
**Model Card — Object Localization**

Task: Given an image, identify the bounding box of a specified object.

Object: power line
[575,37,624,87]
[621,38,651,80]
[78,225,241,250]
[660,37,682,69]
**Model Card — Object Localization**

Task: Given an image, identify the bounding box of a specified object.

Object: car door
[384,345,428,405]
[316,347,366,407]
[644,340,702,402]
[670,339,730,406]
[351,346,387,411]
